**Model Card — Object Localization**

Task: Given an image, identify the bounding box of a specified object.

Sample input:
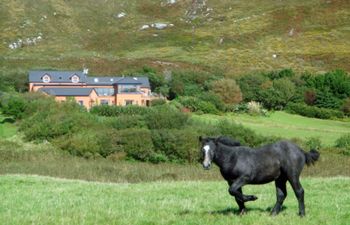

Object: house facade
[29,70,156,109]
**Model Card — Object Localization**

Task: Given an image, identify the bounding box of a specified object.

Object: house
[29,70,157,109]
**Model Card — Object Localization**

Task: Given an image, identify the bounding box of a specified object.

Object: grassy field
[193,111,350,146]
[0,175,349,225]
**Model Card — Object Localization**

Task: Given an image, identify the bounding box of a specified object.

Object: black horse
[199,136,320,216]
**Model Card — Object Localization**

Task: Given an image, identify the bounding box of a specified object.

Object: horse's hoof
[250,195,258,201]
[239,209,247,216]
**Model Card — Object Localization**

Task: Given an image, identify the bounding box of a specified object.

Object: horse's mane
[216,136,241,147]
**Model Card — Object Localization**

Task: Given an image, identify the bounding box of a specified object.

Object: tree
[210,78,242,104]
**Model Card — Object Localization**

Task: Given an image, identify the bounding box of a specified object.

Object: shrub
[335,134,350,155]
[90,105,149,117]
[247,101,266,116]
[342,98,350,116]
[151,129,199,163]
[177,96,219,114]
[145,105,189,129]
[217,119,266,147]
[150,99,167,106]
[20,101,97,141]
[305,137,322,150]
[210,78,242,104]
[0,93,27,119]
[116,128,155,161]
[102,115,146,130]
[53,129,117,158]
[286,103,344,119]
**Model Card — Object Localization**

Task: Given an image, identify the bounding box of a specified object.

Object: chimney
[83,68,89,75]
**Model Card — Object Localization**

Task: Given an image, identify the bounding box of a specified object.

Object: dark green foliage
[335,134,350,155]
[20,102,96,141]
[0,93,27,119]
[266,68,295,80]
[116,128,155,161]
[53,129,118,158]
[197,92,226,112]
[90,105,149,117]
[286,103,344,119]
[151,129,199,163]
[150,99,167,106]
[177,96,219,114]
[260,78,296,110]
[102,115,146,130]
[169,70,222,99]
[145,105,189,129]
[238,73,268,102]
[342,98,350,116]
[0,70,28,92]
[217,119,268,147]
[305,137,322,150]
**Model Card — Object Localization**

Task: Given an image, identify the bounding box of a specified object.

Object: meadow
[0,175,349,225]
[193,111,350,146]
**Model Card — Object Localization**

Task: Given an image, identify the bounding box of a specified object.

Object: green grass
[0,175,349,225]
[193,111,350,146]
[0,114,17,138]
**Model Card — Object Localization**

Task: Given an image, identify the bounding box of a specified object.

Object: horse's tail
[304,149,320,166]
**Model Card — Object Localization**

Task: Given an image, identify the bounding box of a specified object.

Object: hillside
[1,0,350,76]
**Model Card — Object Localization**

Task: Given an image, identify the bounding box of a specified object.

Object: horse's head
[199,136,217,170]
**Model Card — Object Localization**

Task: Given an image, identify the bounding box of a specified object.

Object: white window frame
[42,74,51,83]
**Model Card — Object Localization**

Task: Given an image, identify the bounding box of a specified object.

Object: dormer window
[42,74,51,83]
[71,75,80,83]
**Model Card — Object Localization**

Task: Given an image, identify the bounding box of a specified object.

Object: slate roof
[29,71,86,83]
[29,71,150,88]
[39,88,95,96]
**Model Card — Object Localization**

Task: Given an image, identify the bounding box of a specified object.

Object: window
[95,88,115,96]
[71,75,80,83]
[42,74,51,83]
[100,99,109,105]
[118,85,139,93]
[78,100,84,106]
[125,100,133,106]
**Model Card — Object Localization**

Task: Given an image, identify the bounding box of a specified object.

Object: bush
[116,128,155,161]
[217,120,268,147]
[90,105,149,117]
[342,98,350,116]
[286,103,344,119]
[0,93,27,119]
[20,101,97,141]
[151,129,199,163]
[102,115,146,130]
[210,78,242,104]
[53,129,117,158]
[305,137,322,150]
[177,96,219,114]
[335,134,350,155]
[150,99,167,106]
[145,105,189,129]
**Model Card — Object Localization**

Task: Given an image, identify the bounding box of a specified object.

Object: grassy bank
[0,175,349,225]
[0,114,17,138]
[193,111,350,146]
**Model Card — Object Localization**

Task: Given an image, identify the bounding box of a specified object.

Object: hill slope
[1,0,350,75]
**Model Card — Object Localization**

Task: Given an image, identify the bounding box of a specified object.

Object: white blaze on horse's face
[203,145,212,169]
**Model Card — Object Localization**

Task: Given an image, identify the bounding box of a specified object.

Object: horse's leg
[235,187,247,215]
[228,181,246,214]
[228,176,258,203]
[289,177,305,217]
[271,176,287,216]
